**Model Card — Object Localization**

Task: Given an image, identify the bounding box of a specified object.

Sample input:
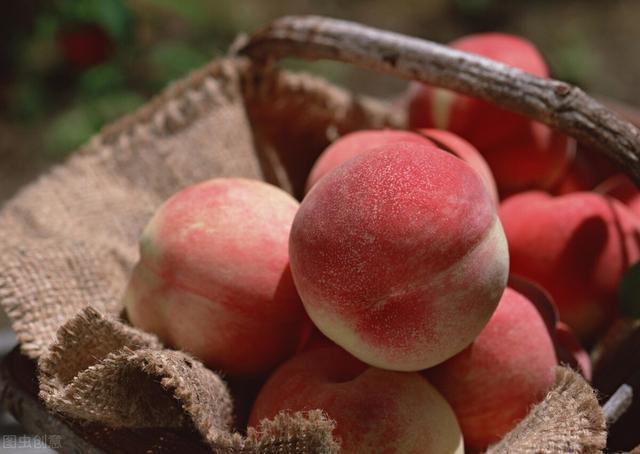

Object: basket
[0,16,639,453]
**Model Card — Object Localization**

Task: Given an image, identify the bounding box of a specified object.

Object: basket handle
[237,15,640,185]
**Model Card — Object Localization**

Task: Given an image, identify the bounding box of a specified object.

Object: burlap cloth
[0,57,606,453]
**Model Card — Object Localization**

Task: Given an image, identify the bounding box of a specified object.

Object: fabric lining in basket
[0,56,605,453]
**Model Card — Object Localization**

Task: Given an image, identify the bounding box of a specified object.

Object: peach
[499,191,640,341]
[408,32,547,148]
[555,321,592,381]
[123,178,306,377]
[595,174,640,218]
[551,146,619,195]
[304,129,433,192]
[507,276,591,379]
[424,287,557,452]
[417,128,499,205]
[249,346,464,454]
[407,33,574,195]
[289,141,509,371]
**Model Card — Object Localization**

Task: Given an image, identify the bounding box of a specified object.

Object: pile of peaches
[123,33,639,453]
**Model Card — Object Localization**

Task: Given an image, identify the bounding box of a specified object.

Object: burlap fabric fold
[0,57,606,452]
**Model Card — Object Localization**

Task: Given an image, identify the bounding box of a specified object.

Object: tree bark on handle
[238,15,640,185]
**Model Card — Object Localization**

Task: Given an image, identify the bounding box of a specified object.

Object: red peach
[499,191,640,340]
[424,287,557,452]
[289,141,509,371]
[481,124,575,196]
[417,128,499,205]
[595,174,640,218]
[408,33,548,149]
[123,178,306,377]
[555,321,592,381]
[407,33,574,195]
[249,346,464,454]
[304,129,433,193]
[551,146,619,195]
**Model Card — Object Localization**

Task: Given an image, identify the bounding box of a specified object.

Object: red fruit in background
[249,346,464,454]
[508,274,591,380]
[482,123,575,196]
[57,24,113,71]
[423,287,557,452]
[555,321,592,381]
[595,174,640,218]
[409,33,549,148]
[407,33,574,195]
[551,145,619,195]
[304,129,433,193]
[417,128,499,205]
[499,191,640,341]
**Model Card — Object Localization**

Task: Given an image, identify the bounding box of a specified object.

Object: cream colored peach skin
[249,346,464,454]
[124,178,306,377]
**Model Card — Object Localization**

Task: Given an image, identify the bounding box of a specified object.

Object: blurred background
[1,0,640,206]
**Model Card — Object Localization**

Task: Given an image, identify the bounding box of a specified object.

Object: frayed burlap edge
[486,367,606,454]
[38,305,339,453]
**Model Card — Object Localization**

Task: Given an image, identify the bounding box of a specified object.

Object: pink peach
[123,178,306,377]
[499,191,640,340]
[551,146,619,195]
[417,128,499,204]
[555,321,592,381]
[249,346,464,454]
[408,33,548,149]
[595,174,640,218]
[424,287,557,452]
[304,129,433,192]
[407,33,574,195]
[289,141,509,371]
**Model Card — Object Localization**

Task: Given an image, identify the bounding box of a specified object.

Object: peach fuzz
[290,141,509,371]
[424,287,557,452]
[417,128,499,205]
[407,33,574,195]
[499,191,640,341]
[423,287,557,452]
[123,178,305,377]
[304,129,433,193]
[249,346,464,454]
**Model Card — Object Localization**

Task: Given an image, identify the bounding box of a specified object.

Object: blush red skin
[304,130,433,193]
[595,174,640,218]
[481,123,575,196]
[408,33,548,149]
[249,346,464,454]
[555,321,592,381]
[290,141,508,371]
[499,191,640,341]
[124,178,306,377]
[407,33,573,194]
[552,146,619,195]
[423,287,557,452]
[417,128,499,205]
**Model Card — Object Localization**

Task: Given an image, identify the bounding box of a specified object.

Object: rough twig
[238,15,640,185]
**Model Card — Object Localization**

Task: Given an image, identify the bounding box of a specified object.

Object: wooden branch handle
[238,15,640,185]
